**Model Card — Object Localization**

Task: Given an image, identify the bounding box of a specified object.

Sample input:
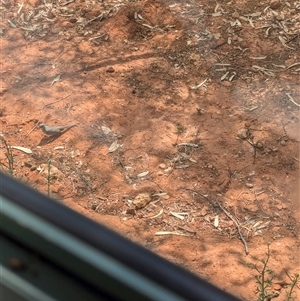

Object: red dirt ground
[1,0,299,300]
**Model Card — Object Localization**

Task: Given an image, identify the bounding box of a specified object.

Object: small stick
[190,78,208,90]
[177,143,199,147]
[245,138,257,164]
[286,62,300,70]
[42,92,73,110]
[95,204,101,212]
[184,188,212,203]
[177,225,196,234]
[184,188,249,254]
[98,180,109,188]
[286,93,300,108]
[25,123,39,137]
[216,200,249,255]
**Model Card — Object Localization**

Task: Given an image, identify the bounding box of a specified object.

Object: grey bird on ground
[39,123,77,135]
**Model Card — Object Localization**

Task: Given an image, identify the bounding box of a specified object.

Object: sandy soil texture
[1,0,299,300]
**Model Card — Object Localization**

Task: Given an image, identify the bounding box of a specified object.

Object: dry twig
[185,188,249,254]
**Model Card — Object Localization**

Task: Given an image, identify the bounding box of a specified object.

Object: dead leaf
[149,209,163,219]
[108,140,122,152]
[214,215,219,228]
[10,146,32,154]
[137,171,149,178]
[155,231,189,236]
[51,74,61,87]
[101,126,111,135]
[170,211,185,220]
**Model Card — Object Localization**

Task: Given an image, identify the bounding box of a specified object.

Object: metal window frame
[0,172,241,301]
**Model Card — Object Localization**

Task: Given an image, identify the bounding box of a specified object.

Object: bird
[39,123,77,135]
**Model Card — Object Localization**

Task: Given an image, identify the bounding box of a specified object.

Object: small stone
[30,166,37,171]
[159,163,166,169]
[232,35,239,41]
[237,128,249,139]
[255,141,264,149]
[91,204,97,210]
[133,193,152,209]
[126,208,136,215]
[270,0,281,10]
[232,11,240,18]
[164,167,173,173]
[283,136,289,142]
[280,140,286,146]
[265,148,272,154]
[106,67,115,73]
[24,162,32,168]
[246,183,254,188]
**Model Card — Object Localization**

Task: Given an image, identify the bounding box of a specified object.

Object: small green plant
[196,108,203,115]
[0,135,14,175]
[285,271,299,301]
[239,243,299,301]
[176,123,184,134]
[47,157,52,197]
[253,243,277,301]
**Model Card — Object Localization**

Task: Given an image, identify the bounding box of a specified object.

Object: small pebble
[126,208,136,215]
[237,128,249,139]
[159,163,166,169]
[270,0,281,10]
[232,11,240,18]
[256,141,264,149]
[246,183,253,188]
[24,162,32,168]
[232,35,239,41]
[106,67,115,73]
[280,140,286,146]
